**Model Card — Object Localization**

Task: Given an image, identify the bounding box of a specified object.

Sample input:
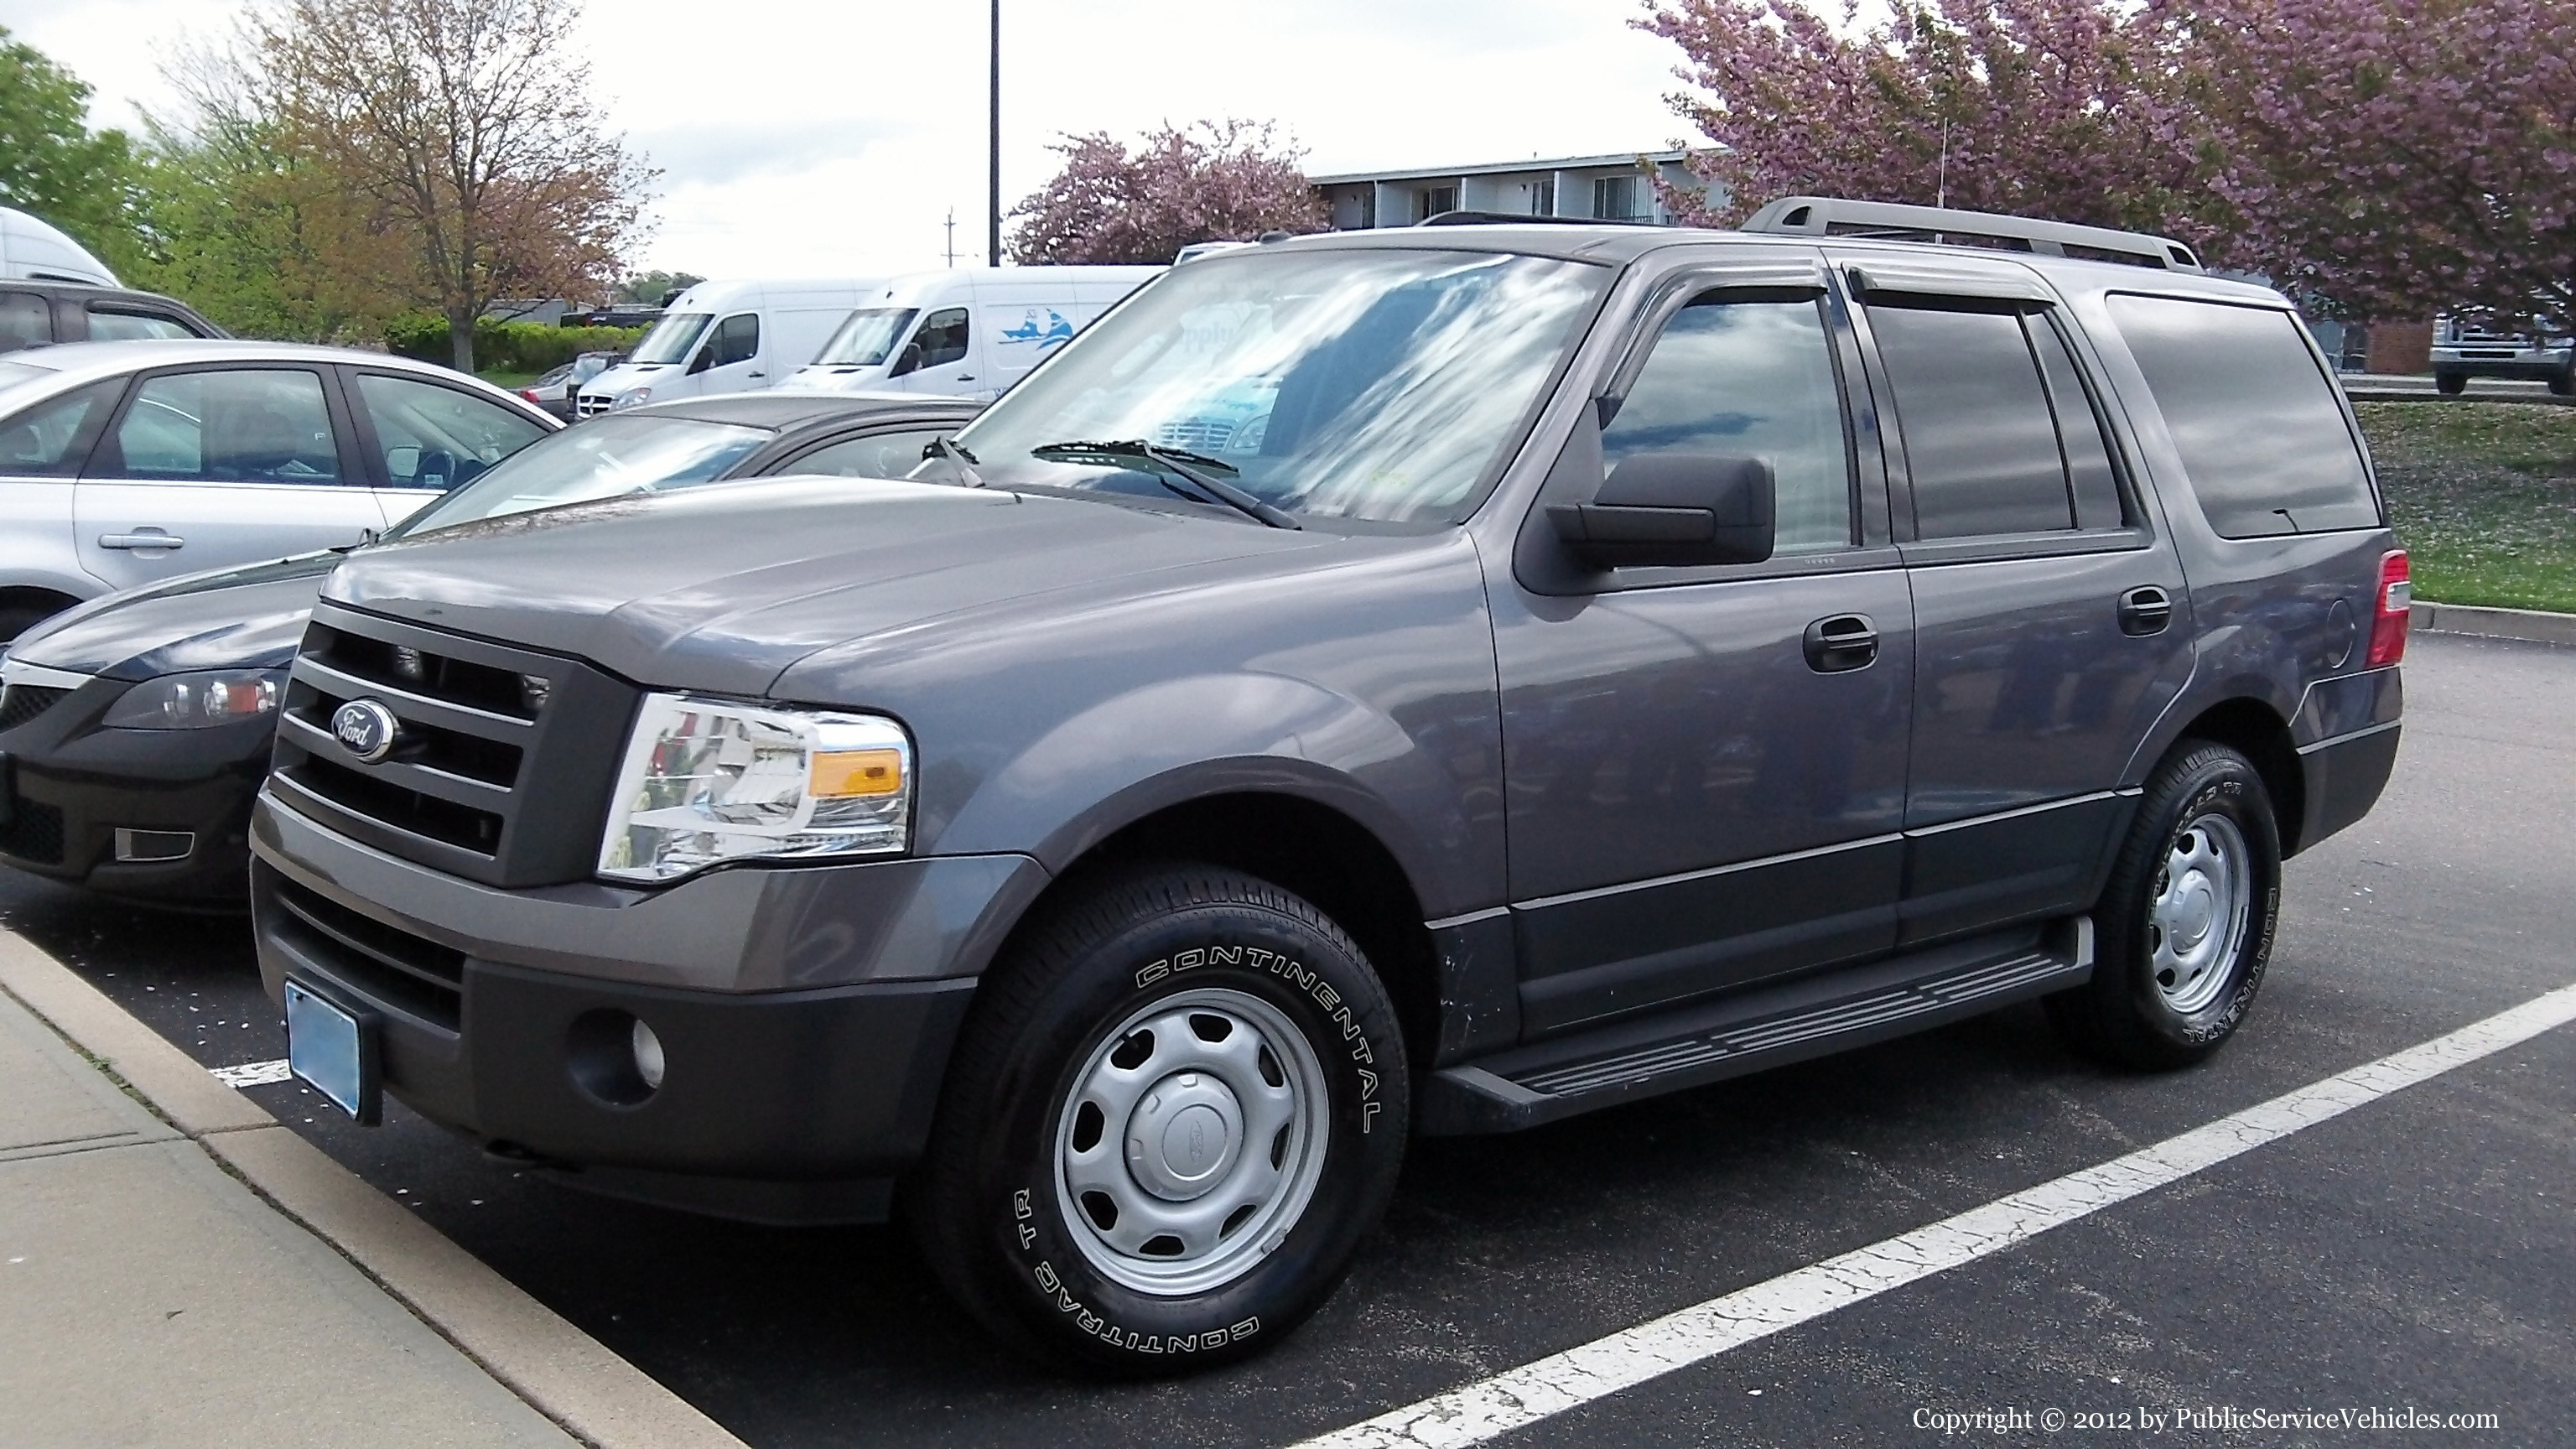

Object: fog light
[631,1019,665,1090]
[113,828,194,863]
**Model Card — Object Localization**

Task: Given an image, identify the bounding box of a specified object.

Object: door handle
[2117,586,2174,636]
[957,374,976,382]
[99,531,185,551]
[1802,613,1878,673]
[746,370,766,379]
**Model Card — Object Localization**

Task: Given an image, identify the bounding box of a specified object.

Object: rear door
[1838,254,2194,944]
[1493,257,1915,1034]
[73,362,386,591]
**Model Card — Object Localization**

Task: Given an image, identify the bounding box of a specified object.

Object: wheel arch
[2168,695,2305,855]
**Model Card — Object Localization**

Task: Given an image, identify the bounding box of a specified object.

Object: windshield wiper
[926,435,985,487]
[1027,439,1300,529]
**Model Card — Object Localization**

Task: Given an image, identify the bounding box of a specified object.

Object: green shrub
[382,314,647,374]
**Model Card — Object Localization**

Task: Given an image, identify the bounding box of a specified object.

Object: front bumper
[0,678,273,904]
[2432,347,2572,381]
[249,793,1050,1222]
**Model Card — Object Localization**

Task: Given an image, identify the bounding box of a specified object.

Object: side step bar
[1419,918,2092,1135]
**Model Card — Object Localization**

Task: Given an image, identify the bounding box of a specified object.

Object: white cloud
[0,0,1693,277]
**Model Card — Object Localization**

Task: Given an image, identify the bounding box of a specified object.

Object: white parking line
[210,1057,294,1088]
[1298,981,2576,1449]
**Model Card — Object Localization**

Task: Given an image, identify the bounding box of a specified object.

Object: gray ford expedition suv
[249,197,2407,1373]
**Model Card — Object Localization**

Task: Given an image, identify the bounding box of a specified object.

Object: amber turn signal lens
[810,747,905,797]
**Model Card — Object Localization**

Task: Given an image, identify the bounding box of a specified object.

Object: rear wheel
[2047,742,2281,1069]
[910,864,1408,1374]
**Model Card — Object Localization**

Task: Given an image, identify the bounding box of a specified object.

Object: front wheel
[2549,366,2573,397]
[2434,371,2468,396]
[909,864,1409,1374]
[2047,742,2282,1070]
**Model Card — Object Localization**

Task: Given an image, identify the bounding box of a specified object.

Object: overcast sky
[0,0,1693,278]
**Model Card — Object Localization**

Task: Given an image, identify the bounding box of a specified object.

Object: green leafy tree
[0,24,145,273]
[615,270,702,304]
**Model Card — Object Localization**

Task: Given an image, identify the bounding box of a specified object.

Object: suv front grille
[268,875,465,1031]
[0,684,70,732]
[576,391,614,417]
[269,603,636,887]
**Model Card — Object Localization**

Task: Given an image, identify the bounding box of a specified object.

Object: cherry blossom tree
[2155,0,2576,330]
[1008,119,1326,265]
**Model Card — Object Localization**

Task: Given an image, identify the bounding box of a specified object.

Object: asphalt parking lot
[5,629,2568,1448]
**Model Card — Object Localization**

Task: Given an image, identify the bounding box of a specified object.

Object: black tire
[2046,742,2281,1070]
[2433,371,2468,396]
[909,863,1409,1374]
[2549,367,2573,397]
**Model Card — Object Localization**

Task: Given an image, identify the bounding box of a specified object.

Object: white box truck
[783,267,1162,402]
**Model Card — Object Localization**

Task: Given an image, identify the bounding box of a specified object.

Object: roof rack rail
[1737,196,2203,273]
[1417,210,1662,229]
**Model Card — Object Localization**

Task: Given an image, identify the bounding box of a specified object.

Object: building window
[1592,175,1639,221]
[1529,179,1555,216]
[1417,185,1459,221]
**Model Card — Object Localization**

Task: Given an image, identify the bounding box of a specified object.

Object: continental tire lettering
[1027,1260,1261,1353]
[1135,940,1390,1123]
[1209,945,1243,967]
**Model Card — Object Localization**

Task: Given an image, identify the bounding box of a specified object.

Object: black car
[0,391,976,905]
[0,280,226,353]
[245,199,2404,1371]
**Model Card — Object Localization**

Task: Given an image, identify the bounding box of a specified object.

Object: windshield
[812,307,920,366]
[630,312,714,365]
[953,248,1604,523]
[391,415,771,535]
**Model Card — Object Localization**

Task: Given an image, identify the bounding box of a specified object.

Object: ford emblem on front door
[331,699,401,763]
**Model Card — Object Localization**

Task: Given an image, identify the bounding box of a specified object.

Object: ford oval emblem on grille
[331,699,400,763]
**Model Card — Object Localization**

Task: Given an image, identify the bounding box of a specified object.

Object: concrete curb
[2412,600,2576,648]
[0,934,748,1449]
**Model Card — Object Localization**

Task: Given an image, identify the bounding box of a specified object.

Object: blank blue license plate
[283,980,371,1121]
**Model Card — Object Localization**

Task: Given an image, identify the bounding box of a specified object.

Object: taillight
[519,388,541,403]
[2366,549,2412,667]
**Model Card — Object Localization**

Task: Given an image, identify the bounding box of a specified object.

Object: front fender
[933,671,1480,918]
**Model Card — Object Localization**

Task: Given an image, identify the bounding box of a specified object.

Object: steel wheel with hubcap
[911,864,1409,1374]
[2047,740,2282,1069]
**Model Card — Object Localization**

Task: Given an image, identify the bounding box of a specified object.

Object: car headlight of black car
[596,693,912,883]
[101,669,287,729]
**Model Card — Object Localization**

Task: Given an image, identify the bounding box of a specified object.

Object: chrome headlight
[597,694,911,883]
[101,669,285,729]
[608,387,652,411]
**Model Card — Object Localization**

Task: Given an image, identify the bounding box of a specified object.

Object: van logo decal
[331,699,401,763]
[997,308,1077,350]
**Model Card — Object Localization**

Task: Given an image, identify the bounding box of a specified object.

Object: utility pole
[945,208,958,268]
[988,0,1002,267]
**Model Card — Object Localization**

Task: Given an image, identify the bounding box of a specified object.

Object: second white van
[785,267,1161,402]
[577,277,887,416]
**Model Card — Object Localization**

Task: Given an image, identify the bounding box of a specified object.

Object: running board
[1419,918,2092,1135]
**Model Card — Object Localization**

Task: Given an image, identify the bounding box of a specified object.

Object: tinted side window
[786,427,953,480]
[0,380,121,475]
[87,309,199,342]
[709,313,761,367]
[354,373,549,488]
[2107,294,2378,537]
[2028,316,2126,529]
[1602,296,1852,553]
[913,308,970,369]
[0,293,52,351]
[111,370,344,484]
[1871,304,2072,538]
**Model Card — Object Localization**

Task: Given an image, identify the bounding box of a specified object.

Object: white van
[577,277,886,416]
[1,207,119,286]
[784,266,1161,402]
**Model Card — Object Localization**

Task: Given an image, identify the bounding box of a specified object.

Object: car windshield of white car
[813,309,921,367]
[954,248,1606,524]
[390,416,771,534]
[630,312,714,365]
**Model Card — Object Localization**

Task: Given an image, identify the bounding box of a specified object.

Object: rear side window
[111,369,344,484]
[2107,294,2379,537]
[1871,303,2096,538]
[0,379,120,475]
[0,293,52,351]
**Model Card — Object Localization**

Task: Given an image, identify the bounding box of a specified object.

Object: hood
[321,477,1332,697]
[10,553,339,680]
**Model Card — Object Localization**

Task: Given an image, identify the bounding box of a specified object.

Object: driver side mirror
[891,342,923,378]
[686,348,713,377]
[1547,453,1775,569]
